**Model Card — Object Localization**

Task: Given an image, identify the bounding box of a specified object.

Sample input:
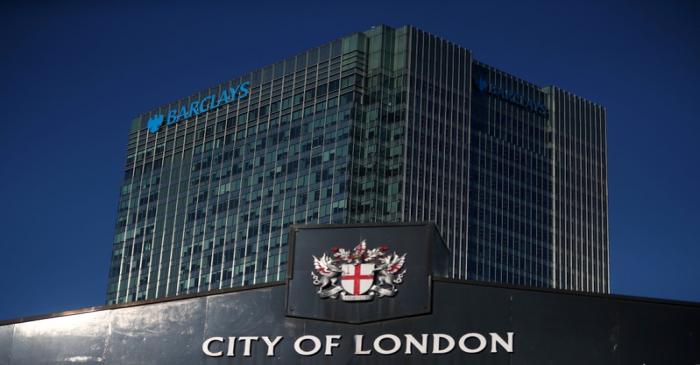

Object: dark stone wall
[0,280,698,364]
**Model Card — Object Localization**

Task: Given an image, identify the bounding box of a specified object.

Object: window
[328,79,339,92]
[340,92,354,106]
[281,97,292,110]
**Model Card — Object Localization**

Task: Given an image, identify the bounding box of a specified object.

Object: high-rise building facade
[106,25,609,304]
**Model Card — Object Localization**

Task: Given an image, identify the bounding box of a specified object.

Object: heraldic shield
[310,240,407,302]
[341,263,374,299]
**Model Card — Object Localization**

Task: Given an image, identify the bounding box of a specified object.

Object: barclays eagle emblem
[475,77,488,92]
[147,113,164,133]
[311,240,407,302]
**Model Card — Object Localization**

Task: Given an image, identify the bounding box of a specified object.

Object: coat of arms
[311,240,407,301]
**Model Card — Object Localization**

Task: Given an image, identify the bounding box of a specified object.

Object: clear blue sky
[0,0,698,320]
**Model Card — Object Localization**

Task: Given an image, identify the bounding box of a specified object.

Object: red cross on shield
[341,263,374,295]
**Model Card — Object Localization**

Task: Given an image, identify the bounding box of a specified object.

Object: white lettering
[238,336,259,357]
[204,332,515,357]
[459,333,486,353]
[404,334,429,354]
[490,332,514,353]
[325,335,341,355]
[354,334,372,355]
[374,334,401,355]
[202,337,224,357]
[261,336,283,357]
[432,334,455,354]
[294,335,322,356]
[226,336,236,356]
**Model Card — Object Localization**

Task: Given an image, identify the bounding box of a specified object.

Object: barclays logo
[147,114,164,133]
[147,81,250,133]
[473,77,549,117]
[475,78,488,93]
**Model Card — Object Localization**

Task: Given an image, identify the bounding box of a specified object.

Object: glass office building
[106,25,609,304]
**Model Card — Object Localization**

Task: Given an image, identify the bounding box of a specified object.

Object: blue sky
[0,0,698,320]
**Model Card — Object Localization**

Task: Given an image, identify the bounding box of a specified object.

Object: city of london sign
[311,241,407,301]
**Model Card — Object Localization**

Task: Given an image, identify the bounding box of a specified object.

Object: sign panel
[2,280,698,364]
[285,223,449,323]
